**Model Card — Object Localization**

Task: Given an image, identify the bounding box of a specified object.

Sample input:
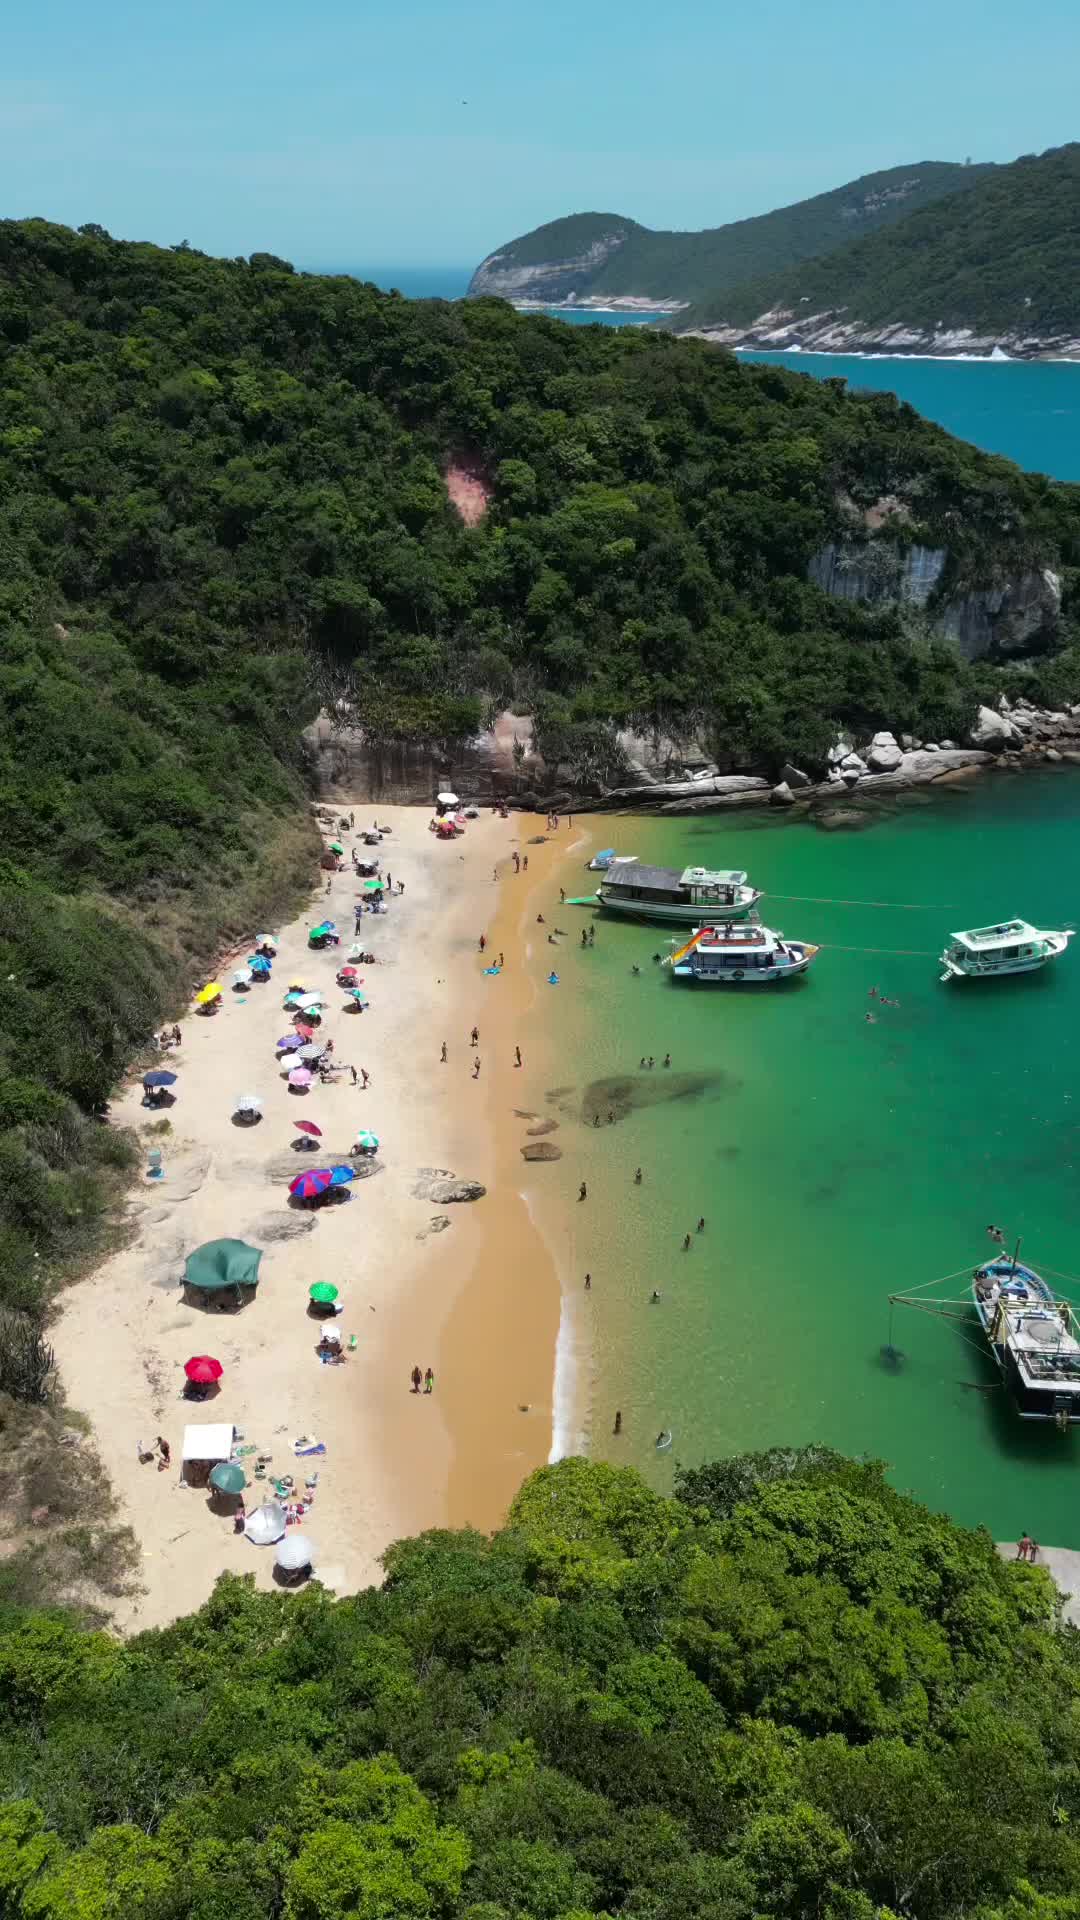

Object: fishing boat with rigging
[939,919,1073,981]
[666,922,818,984]
[890,1243,1080,1428]
[597,862,761,926]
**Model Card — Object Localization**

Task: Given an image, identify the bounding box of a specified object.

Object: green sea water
[543,772,1080,1541]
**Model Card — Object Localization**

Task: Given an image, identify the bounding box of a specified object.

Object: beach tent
[245,1501,287,1546]
[180,1422,235,1487]
[183,1238,262,1304]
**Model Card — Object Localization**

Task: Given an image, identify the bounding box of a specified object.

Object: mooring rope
[814,942,939,958]
[770,893,958,910]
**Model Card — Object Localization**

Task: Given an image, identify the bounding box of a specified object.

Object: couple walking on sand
[410,1366,434,1395]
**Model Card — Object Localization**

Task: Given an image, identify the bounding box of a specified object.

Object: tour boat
[667,922,818,984]
[597,862,761,925]
[972,1253,1080,1425]
[939,919,1073,981]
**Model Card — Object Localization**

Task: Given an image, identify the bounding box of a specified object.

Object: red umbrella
[184,1355,223,1384]
[293,1021,316,1038]
[294,1120,322,1138]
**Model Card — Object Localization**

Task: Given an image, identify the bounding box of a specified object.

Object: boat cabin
[602,863,748,906]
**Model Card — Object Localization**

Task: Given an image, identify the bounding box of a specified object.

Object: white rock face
[866,731,902,772]
[968,704,1022,750]
[827,740,853,767]
[780,763,811,788]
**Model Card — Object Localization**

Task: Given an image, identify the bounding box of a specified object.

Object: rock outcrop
[808,540,1062,662]
[468,229,635,306]
[687,309,1080,361]
[969,704,1023,750]
[866,731,903,772]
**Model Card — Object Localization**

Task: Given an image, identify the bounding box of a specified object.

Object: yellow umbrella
[195,982,222,1004]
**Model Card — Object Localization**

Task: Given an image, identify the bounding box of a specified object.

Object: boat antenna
[1010,1236,1022,1278]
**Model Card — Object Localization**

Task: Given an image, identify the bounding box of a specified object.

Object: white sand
[54,805,520,1628]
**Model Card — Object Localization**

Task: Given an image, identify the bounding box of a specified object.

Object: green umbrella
[184,1239,262,1295]
[362,879,383,891]
[209,1461,247,1495]
[309,1282,339,1305]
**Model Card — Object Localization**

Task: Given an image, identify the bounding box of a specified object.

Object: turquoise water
[545,775,1080,1541]
[743,352,1080,481]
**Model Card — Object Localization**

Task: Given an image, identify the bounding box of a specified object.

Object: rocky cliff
[468,228,638,307]
[809,539,1063,660]
[684,307,1080,359]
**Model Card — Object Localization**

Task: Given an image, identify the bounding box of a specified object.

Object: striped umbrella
[352,1130,378,1153]
[289,1169,333,1200]
[297,1043,324,1063]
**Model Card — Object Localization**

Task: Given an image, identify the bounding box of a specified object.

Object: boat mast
[1009,1236,1022,1277]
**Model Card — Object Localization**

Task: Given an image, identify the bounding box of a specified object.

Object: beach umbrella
[288,1067,313,1089]
[184,1355,223,1384]
[437,790,459,808]
[329,1164,356,1187]
[195,982,222,1004]
[277,1033,305,1052]
[328,841,344,854]
[275,1532,316,1572]
[247,955,272,976]
[235,1093,262,1115]
[347,942,364,960]
[294,1120,322,1138]
[184,1239,262,1297]
[362,880,383,893]
[309,1281,339,1304]
[298,993,325,1011]
[255,934,277,950]
[232,968,253,987]
[244,1501,286,1545]
[209,1460,246,1494]
[337,966,358,981]
[290,1168,333,1200]
[293,1022,316,1038]
[348,989,367,1006]
[352,1130,378,1153]
[297,1043,324,1063]
[142,1070,177,1089]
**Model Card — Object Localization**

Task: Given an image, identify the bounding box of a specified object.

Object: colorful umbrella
[362,879,383,892]
[142,1070,177,1089]
[184,1355,223,1384]
[195,982,222,1004]
[235,1093,262,1113]
[290,1168,332,1199]
[348,989,367,1005]
[329,1164,356,1186]
[337,966,358,981]
[293,1022,316,1038]
[209,1460,246,1495]
[283,992,304,1008]
[308,1281,339,1304]
[297,1043,324,1063]
[294,1120,322,1138]
[277,1033,305,1051]
[288,1067,313,1089]
[247,955,272,975]
[328,841,344,854]
[352,1131,378,1153]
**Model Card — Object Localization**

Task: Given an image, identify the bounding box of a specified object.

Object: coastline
[51,805,562,1628]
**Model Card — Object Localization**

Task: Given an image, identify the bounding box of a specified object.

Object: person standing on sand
[584,1273,591,1290]
[157,1436,171,1472]
[479,934,486,953]
[560,887,565,903]
[613,1409,622,1435]
[424,1367,434,1394]
[634,1167,642,1184]
[411,1366,422,1394]
[697,1217,705,1232]
[498,951,505,968]
[473,1058,481,1079]
[349,1066,357,1086]
[682,1233,692,1251]
[440,1042,448,1062]
[579,1182,587,1201]
[523,855,528,872]
[471,1026,479,1047]
[515,1046,522,1068]
[360,1068,370,1088]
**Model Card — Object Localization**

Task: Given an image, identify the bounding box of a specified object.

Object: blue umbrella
[247,955,272,976]
[277,1034,305,1052]
[143,1070,178,1088]
[329,1165,356,1187]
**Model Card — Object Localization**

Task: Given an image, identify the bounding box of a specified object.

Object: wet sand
[52,805,567,1628]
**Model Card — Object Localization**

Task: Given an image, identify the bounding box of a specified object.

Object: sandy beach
[53,803,580,1630]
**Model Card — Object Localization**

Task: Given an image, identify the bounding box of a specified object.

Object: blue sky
[5,0,1079,269]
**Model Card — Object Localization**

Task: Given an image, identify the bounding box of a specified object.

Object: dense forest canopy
[681,143,1080,338]
[468,164,993,307]
[0,1449,1077,1919]
[2,215,1080,1418]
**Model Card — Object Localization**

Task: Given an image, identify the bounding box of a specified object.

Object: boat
[889,1243,1080,1428]
[939,919,1073,981]
[597,862,761,925]
[587,849,635,871]
[667,922,818,983]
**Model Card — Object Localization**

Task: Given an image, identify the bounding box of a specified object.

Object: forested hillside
[2,215,1080,1426]
[682,143,1080,341]
[467,163,992,307]
[0,1449,1077,1919]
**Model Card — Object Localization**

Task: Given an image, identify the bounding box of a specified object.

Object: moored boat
[972,1252,1080,1425]
[587,849,636,871]
[940,919,1073,981]
[598,862,761,925]
[667,922,818,983]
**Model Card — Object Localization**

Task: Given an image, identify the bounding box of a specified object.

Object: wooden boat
[667,922,818,984]
[598,862,761,926]
[940,919,1073,981]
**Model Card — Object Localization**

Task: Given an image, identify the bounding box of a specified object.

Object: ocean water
[543,774,1080,1542]
[742,352,1080,482]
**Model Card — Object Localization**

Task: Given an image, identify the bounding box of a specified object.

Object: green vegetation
[3,214,1080,1446]
[0,1449,1077,1917]
[682,143,1080,338]
[469,164,992,307]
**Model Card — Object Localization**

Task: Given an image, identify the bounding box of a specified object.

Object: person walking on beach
[440,1042,448,1063]
[349,1066,357,1086]
[682,1233,692,1251]
[513,852,520,873]
[523,855,528,872]
[579,1181,587,1201]
[559,887,565,903]
[156,1436,171,1472]
[634,1167,642,1184]
[473,1057,481,1079]
[479,934,486,953]
[498,951,505,968]
[424,1367,434,1395]
[662,1053,671,1068]
[584,1273,591,1290]
[411,1365,422,1394]
[613,1409,622,1435]
[360,1068,370,1088]
[471,1026,479,1047]
[515,1046,522,1068]
[697,1216,705,1232]
[1016,1532,1035,1561]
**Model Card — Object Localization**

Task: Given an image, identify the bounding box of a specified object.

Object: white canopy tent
[180,1422,235,1486]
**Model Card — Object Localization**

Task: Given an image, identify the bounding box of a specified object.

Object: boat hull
[673,945,816,984]
[599,894,758,926]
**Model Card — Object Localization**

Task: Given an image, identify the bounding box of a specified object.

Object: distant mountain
[679,143,1080,357]
[466,163,994,309]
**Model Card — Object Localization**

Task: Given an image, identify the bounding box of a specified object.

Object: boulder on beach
[427,1178,486,1203]
[521,1142,562,1162]
[969,703,1023,750]
[770,781,796,807]
[780,762,811,788]
[525,1119,559,1136]
[866,731,902,772]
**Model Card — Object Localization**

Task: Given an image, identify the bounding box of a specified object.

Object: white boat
[587,849,635,872]
[668,922,818,984]
[939,919,1073,981]
[598,863,761,925]
[973,1253,1080,1425]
